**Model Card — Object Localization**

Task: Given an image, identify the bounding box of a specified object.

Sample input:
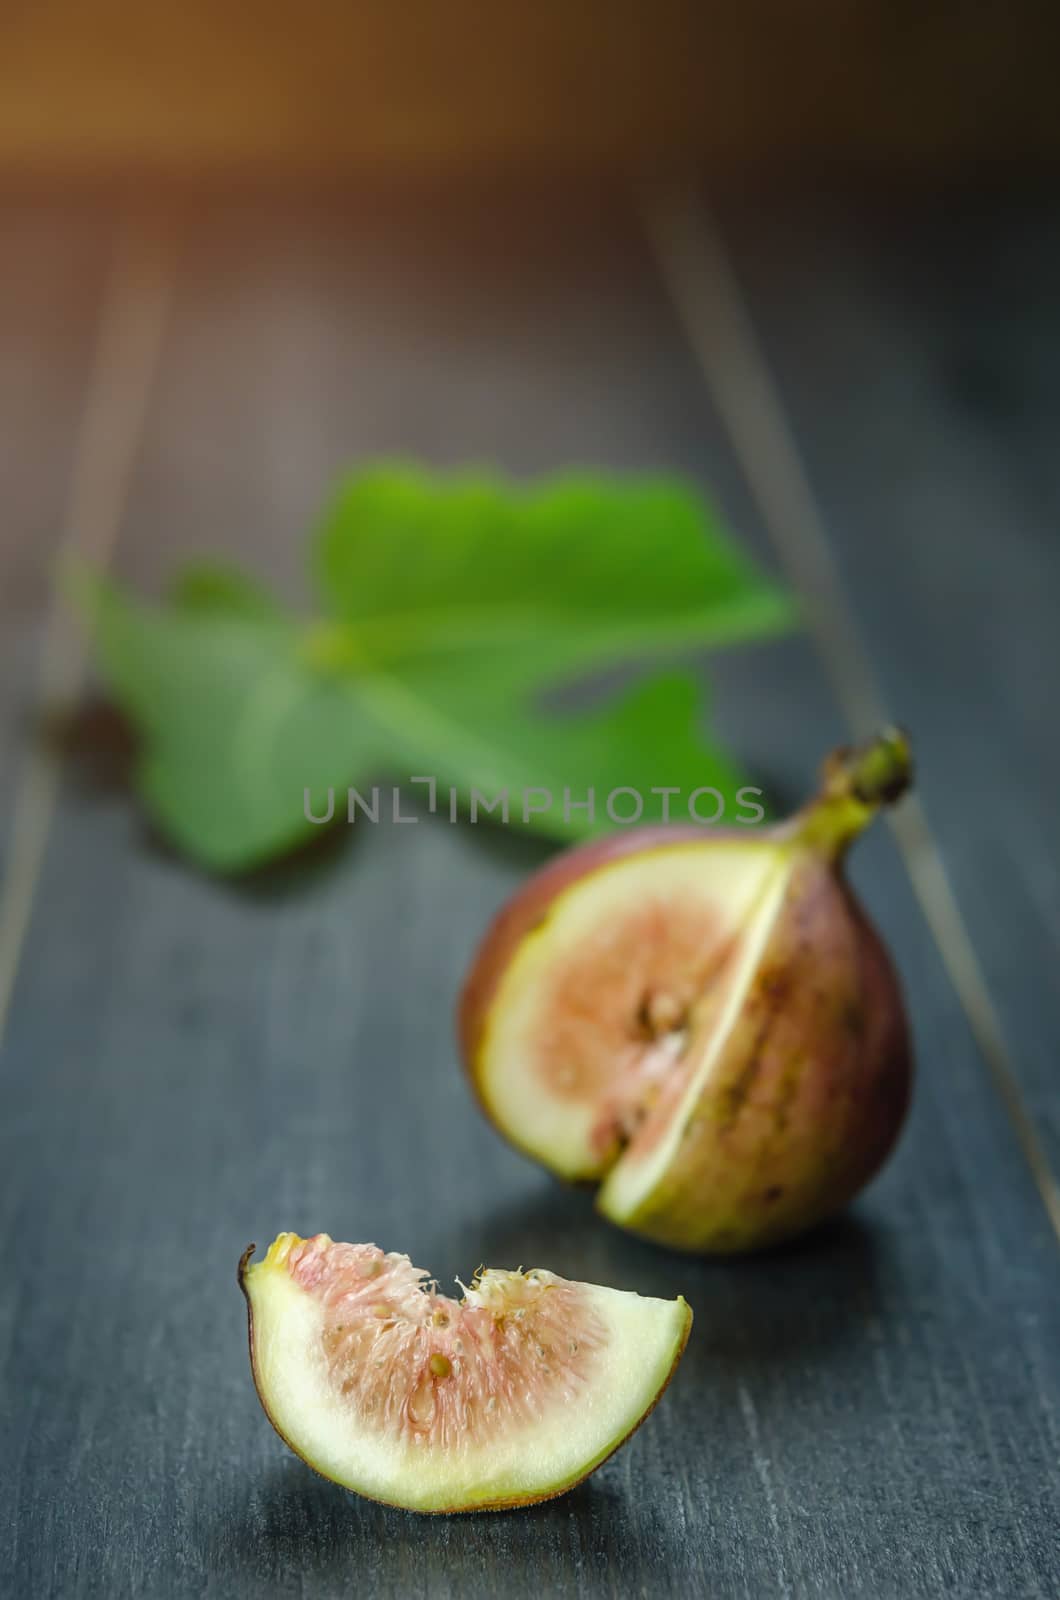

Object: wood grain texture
[719,188,1060,1188]
[0,629,37,840]
[0,190,1057,1598]
[0,196,113,613]
[0,204,173,1041]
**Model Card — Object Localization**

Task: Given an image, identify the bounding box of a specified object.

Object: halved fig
[240,1233,692,1513]
[460,731,914,1253]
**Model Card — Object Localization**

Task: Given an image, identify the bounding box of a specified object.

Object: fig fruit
[459,730,914,1253]
[240,1232,691,1512]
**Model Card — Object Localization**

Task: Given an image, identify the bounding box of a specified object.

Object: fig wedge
[240,1233,692,1512]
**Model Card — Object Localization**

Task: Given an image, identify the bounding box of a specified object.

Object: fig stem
[797,727,913,857]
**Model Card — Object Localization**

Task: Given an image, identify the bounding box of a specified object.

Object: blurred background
[3,5,1060,1597]
[2,0,1059,177]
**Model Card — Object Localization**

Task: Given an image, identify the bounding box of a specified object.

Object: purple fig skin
[458,731,915,1254]
[597,852,912,1252]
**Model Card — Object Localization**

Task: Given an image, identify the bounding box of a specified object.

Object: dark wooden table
[1,181,1058,1598]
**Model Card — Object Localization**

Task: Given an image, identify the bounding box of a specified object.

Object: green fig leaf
[170,562,284,622]
[313,467,794,691]
[77,468,793,872]
[84,578,387,871]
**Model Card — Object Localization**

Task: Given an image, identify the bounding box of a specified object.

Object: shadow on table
[50,696,359,891]
[205,1184,890,1591]
[471,1177,889,1376]
[204,1191,886,1591]
[203,1454,677,1593]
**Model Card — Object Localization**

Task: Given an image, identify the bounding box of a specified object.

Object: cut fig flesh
[473,839,785,1187]
[241,1233,691,1513]
[463,733,915,1253]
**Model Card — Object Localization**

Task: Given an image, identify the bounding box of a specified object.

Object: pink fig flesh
[240,1233,691,1512]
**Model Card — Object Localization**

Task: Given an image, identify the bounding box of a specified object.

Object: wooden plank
[1,192,1057,1598]
[0,205,173,1038]
[0,196,112,611]
[0,629,34,835]
[0,199,110,875]
[718,189,1060,1190]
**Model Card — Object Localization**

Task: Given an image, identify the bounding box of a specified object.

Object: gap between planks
[642,181,1060,1247]
[0,215,175,1047]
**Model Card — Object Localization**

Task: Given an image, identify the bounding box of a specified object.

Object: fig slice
[240,1233,692,1513]
[460,731,915,1253]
